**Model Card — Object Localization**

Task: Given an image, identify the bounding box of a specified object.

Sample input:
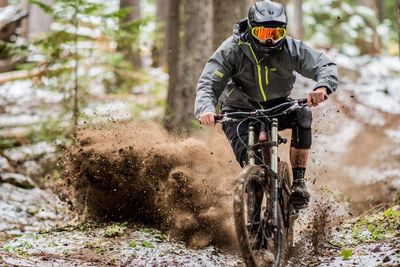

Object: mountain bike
[214,99,308,267]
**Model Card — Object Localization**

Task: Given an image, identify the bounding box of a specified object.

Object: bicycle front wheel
[233,165,286,267]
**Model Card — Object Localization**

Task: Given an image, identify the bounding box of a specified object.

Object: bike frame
[247,118,282,261]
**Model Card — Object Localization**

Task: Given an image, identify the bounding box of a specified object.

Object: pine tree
[13,0,144,138]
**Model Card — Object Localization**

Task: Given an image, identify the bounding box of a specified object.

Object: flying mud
[58,122,241,250]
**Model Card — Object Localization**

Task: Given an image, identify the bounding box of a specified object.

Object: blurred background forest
[0,0,398,147]
[0,0,399,265]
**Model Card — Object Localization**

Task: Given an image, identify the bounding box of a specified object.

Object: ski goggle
[251,26,287,44]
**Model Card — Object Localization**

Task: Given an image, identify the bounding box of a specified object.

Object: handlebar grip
[214,115,223,122]
[198,115,224,125]
[297,98,308,105]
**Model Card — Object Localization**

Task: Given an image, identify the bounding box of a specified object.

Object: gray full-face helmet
[248,1,287,58]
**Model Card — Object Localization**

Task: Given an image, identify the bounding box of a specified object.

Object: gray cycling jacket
[194,19,339,118]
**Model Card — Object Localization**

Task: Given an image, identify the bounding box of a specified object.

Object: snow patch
[317,120,361,154]
[332,54,400,115]
[345,166,400,184]
[4,142,56,161]
[81,101,131,122]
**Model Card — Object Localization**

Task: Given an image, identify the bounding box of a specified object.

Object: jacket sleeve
[194,38,237,118]
[289,38,339,94]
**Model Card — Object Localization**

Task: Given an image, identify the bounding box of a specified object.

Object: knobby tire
[233,162,292,267]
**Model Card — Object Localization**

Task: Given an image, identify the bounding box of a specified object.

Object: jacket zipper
[247,44,267,102]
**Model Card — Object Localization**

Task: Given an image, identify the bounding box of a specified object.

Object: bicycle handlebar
[214,98,308,123]
[198,98,308,125]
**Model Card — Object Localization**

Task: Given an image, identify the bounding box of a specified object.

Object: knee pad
[296,106,312,129]
[291,107,312,149]
[291,127,312,149]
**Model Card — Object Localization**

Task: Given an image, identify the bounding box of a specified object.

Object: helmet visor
[251,26,286,44]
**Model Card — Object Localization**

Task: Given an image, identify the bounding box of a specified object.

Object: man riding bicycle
[194,1,339,210]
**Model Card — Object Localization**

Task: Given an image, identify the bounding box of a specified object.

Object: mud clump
[59,122,240,249]
[287,188,349,264]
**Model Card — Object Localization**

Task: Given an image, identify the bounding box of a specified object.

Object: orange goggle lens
[251,27,286,43]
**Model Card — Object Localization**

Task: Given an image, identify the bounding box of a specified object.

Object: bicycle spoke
[250,219,262,248]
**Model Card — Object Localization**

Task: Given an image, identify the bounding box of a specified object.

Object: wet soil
[0,182,68,242]
[1,222,241,266]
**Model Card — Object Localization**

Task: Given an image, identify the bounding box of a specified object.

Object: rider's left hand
[307,87,328,107]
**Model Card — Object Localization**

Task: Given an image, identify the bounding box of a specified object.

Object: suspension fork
[247,124,262,227]
[270,118,279,228]
[248,125,256,165]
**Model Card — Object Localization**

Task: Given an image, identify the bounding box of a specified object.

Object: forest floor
[0,54,399,266]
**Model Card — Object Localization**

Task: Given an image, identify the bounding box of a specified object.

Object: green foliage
[15,0,148,140]
[191,118,202,130]
[4,245,11,252]
[129,241,137,248]
[349,205,400,243]
[141,240,155,248]
[27,119,71,144]
[2,241,33,255]
[329,205,400,248]
[383,206,400,222]
[330,204,400,256]
[62,249,69,256]
[138,228,155,234]
[340,248,353,260]
[103,222,128,238]
[95,247,105,254]
[303,0,397,55]
[30,0,53,14]
[0,136,19,149]
[153,233,167,241]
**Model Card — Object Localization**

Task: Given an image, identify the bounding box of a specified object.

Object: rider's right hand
[199,112,215,126]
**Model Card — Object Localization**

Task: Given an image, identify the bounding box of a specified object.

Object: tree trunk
[118,0,141,68]
[241,0,251,16]
[165,0,180,128]
[152,0,169,68]
[72,1,79,138]
[292,0,303,39]
[19,0,29,39]
[25,0,53,40]
[358,0,377,9]
[375,0,384,22]
[0,0,8,7]
[397,0,400,60]
[165,0,212,132]
[357,0,381,54]
[212,0,247,50]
